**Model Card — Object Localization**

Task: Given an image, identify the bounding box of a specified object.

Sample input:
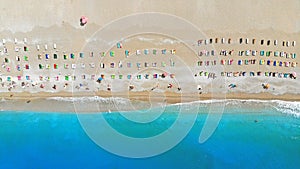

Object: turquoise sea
[0,100,299,169]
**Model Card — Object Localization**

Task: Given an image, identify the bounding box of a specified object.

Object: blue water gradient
[0,104,299,169]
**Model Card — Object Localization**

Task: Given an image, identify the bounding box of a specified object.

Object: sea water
[0,100,299,169]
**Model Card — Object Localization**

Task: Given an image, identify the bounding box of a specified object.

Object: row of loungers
[197,38,296,47]
[199,49,296,59]
[0,73,176,83]
[220,71,296,79]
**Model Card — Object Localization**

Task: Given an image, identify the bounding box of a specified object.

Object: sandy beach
[0,0,299,112]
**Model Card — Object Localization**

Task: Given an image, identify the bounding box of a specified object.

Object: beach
[0,1,299,111]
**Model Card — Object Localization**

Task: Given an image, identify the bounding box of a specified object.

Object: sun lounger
[117,42,122,48]
[144,49,149,55]
[110,63,115,68]
[261,40,264,45]
[110,51,115,57]
[80,52,84,58]
[153,49,157,55]
[260,51,264,56]
[125,50,129,56]
[72,64,76,69]
[238,60,243,65]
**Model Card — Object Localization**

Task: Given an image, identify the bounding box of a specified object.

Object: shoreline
[1,91,300,113]
[2,91,300,102]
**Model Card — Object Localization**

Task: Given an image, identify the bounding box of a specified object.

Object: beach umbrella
[80,16,88,25]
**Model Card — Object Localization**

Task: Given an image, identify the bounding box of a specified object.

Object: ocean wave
[47,96,130,105]
[172,99,300,118]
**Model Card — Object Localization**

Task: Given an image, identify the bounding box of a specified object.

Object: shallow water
[0,100,299,169]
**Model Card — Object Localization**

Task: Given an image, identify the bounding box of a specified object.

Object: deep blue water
[0,103,300,169]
